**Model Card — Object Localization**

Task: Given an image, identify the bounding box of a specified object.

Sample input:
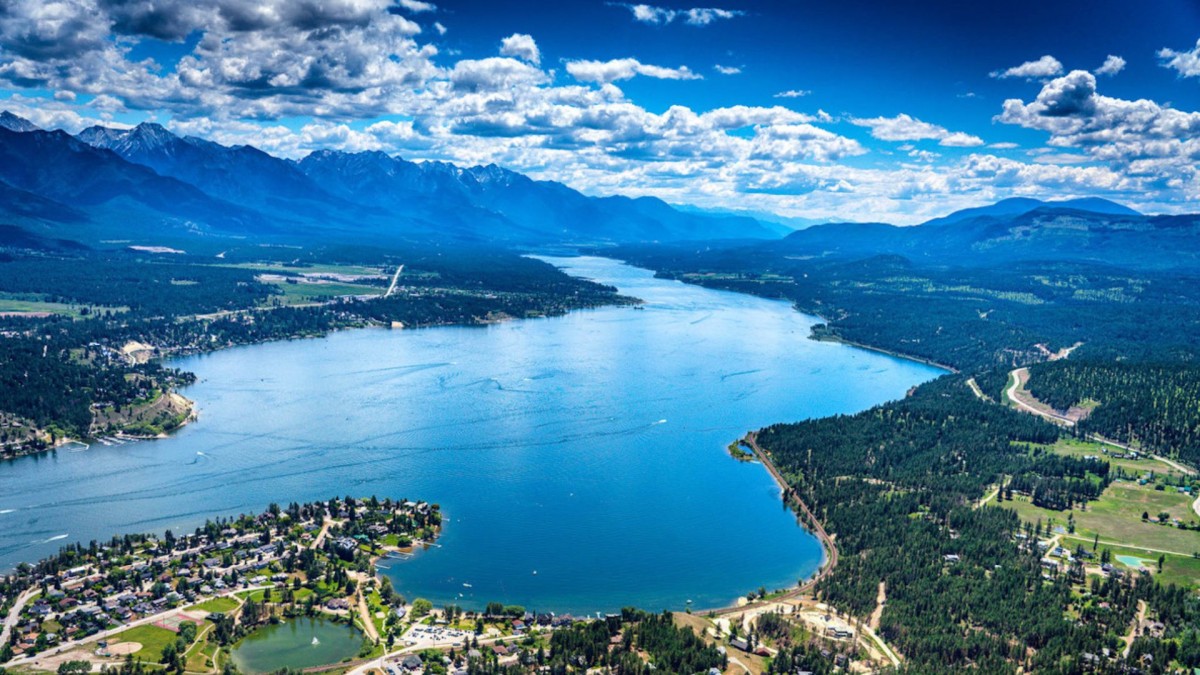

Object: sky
[1,0,1200,223]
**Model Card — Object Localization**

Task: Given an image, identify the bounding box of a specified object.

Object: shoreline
[809,331,959,374]
[3,256,927,621]
[1,289,635,464]
[700,431,839,616]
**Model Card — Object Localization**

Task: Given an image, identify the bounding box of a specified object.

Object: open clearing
[109,623,177,660]
[1042,438,1190,477]
[106,642,142,656]
[1003,482,1199,557]
[189,597,238,613]
[0,296,127,318]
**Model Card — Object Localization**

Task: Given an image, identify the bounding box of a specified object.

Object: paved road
[1,587,39,647]
[1002,368,1196,477]
[3,586,271,669]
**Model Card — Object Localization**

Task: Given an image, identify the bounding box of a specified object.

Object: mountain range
[0,113,776,249]
[0,111,1197,268]
[767,198,1200,269]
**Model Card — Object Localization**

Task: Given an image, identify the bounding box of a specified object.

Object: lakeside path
[704,432,839,617]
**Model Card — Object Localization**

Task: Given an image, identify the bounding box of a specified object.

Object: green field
[110,623,178,660]
[1003,481,1199,555]
[1040,437,1187,477]
[0,296,128,318]
[1062,539,1200,588]
[262,280,381,305]
[189,596,238,613]
[224,262,384,276]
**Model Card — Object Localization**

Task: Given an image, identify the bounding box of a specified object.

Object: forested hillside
[609,246,1200,373]
[757,378,1200,673]
[1028,361,1200,466]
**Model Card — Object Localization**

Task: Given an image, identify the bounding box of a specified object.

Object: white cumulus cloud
[851,113,983,147]
[990,55,1064,80]
[1094,55,1125,77]
[614,3,743,26]
[1159,38,1200,78]
[566,58,702,84]
[499,33,540,65]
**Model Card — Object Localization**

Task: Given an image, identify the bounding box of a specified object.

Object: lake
[230,616,364,673]
[0,256,944,613]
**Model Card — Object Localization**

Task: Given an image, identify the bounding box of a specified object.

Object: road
[965,378,991,402]
[342,624,539,675]
[384,265,405,298]
[1,587,39,647]
[1061,534,1192,558]
[3,586,271,669]
[1122,600,1146,658]
[312,520,334,550]
[1002,368,1196,477]
[355,584,380,643]
[1005,368,1074,425]
[704,432,839,617]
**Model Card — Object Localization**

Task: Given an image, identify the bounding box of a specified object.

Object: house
[943,554,961,563]
[730,637,750,652]
[333,537,358,561]
[401,655,423,671]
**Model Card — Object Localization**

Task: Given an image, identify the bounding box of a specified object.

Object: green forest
[757,378,1200,673]
[609,239,1200,672]
[1027,361,1200,466]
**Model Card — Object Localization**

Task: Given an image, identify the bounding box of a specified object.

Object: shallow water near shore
[0,256,944,613]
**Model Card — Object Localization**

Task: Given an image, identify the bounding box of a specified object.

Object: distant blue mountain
[0,123,270,241]
[0,111,39,133]
[776,199,1199,269]
[0,112,778,247]
[920,197,1141,228]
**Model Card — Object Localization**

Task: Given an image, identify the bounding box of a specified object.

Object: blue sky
[2,0,1199,223]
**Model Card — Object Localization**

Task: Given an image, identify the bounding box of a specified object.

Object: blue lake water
[0,256,945,613]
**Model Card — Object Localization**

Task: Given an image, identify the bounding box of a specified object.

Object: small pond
[230,616,364,673]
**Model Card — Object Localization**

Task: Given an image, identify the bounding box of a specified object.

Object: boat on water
[311,636,320,646]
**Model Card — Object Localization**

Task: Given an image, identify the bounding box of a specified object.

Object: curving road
[1002,368,1196,477]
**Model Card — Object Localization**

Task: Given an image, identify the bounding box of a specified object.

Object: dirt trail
[356,586,380,643]
[705,432,838,617]
[1122,600,1146,658]
[869,582,886,632]
[966,378,990,402]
